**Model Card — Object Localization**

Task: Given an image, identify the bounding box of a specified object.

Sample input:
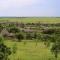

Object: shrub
[0,36,11,60]
[15,33,24,41]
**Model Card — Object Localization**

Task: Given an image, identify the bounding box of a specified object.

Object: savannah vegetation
[0,17,60,60]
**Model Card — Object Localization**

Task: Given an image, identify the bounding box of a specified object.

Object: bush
[26,33,32,40]
[42,29,55,34]
[0,36,11,60]
[9,27,20,33]
[15,33,24,41]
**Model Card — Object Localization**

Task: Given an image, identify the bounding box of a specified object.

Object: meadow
[0,17,60,23]
[4,40,59,60]
[0,17,60,60]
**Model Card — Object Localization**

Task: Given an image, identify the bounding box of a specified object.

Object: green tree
[51,34,60,59]
[0,36,11,60]
[16,33,24,41]
[9,27,20,33]
[26,33,32,40]
[12,43,17,54]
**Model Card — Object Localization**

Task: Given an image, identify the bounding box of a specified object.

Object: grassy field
[0,17,60,60]
[0,17,60,23]
[4,40,60,60]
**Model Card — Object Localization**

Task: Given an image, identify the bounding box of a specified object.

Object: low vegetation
[0,17,60,60]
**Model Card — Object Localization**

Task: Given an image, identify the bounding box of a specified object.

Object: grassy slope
[4,40,60,60]
[0,17,60,23]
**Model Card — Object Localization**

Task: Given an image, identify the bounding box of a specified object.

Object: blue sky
[0,0,59,17]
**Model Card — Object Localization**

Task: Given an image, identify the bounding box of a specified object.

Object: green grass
[4,40,60,60]
[0,17,60,23]
[1,17,60,60]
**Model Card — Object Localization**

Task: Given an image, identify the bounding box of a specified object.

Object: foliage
[15,33,24,41]
[8,27,20,33]
[12,43,17,54]
[51,42,60,59]
[26,33,33,40]
[0,36,11,60]
[51,34,60,59]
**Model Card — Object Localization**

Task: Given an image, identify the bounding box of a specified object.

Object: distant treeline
[0,22,60,27]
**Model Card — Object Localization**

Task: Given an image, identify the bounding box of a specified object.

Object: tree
[15,33,24,41]
[42,28,55,34]
[0,36,11,60]
[9,27,20,33]
[0,24,3,32]
[51,43,57,59]
[41,34,51,47]
[12,43,17,54]
[51,34,60,59]
[12,43,17,60]
[26,33,32,40]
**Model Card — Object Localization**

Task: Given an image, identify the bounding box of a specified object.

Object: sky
[0,0,59,17]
